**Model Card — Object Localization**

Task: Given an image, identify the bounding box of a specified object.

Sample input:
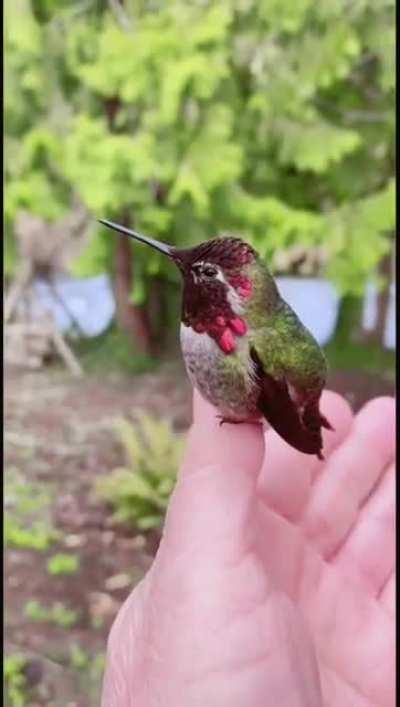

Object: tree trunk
[361,246,393,345]
[335,295,364,345]
[146,275,171,356]
[114,235,152,354]
[104,93,153,354]
[374,250,393,344]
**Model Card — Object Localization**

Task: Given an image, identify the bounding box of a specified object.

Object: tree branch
[314,98,391,124]
[108,0,133,31]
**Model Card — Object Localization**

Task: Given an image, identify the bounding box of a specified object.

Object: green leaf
[277,120,362,173]
[96,414,184,530]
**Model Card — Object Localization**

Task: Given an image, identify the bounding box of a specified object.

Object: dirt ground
[4,361,395,705]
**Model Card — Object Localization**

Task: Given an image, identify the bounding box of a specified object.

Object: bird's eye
[203,265,217,277]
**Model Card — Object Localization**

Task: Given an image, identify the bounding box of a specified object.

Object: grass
[325,338,395,381]
[24,600,80,628]
[4,472,60,551]
[69,644,90,671]
[73,326,158,375]
[4,648,106,707]
[46,553,80,576]
[4,475,53,516]
[323,296,395,381]
[4,654,29,707]
[5,518,59,551]
[73,650,106,704]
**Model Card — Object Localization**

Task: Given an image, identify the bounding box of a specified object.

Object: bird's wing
[250,346,325,459]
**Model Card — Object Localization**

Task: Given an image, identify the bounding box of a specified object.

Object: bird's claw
[216,415,240,426]
[216,415,263,427]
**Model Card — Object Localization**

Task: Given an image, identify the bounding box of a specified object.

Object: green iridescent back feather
[245,258,328,395]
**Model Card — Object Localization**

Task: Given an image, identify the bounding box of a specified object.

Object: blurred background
[4,0,395,704]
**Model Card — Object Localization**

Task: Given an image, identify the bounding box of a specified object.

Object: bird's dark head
[99,220,259,353]
[175,237,257,349]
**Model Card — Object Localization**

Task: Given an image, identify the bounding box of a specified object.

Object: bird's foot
[216,415,263,428]
[217,415,242,427]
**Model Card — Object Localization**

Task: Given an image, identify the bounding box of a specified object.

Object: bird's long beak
[99,219,174,258]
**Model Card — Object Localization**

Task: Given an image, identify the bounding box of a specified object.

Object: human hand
[102,391,395,706]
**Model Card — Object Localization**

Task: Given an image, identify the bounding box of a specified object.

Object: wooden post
[361,242,394,345]
[51,326,83,377]
[4,264,32,323]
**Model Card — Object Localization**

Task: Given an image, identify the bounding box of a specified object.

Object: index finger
[257,390,354,521]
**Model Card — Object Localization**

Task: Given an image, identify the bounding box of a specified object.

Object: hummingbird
[100,219,333,459]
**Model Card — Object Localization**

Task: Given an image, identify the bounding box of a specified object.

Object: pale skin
[102,390,395,706]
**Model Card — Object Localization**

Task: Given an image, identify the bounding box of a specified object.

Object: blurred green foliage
[5,519,59,551]
[70,649,106,704]
[46,553,80,576]
[4,654,29,707]
[96,414,184,530]
[25,600,80,628]
[325,296,396,379]
[4,472,60,550]
[5,0,394,298]
[73,326,158,373]
[69,644,91,671]
[326,338,395,381]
